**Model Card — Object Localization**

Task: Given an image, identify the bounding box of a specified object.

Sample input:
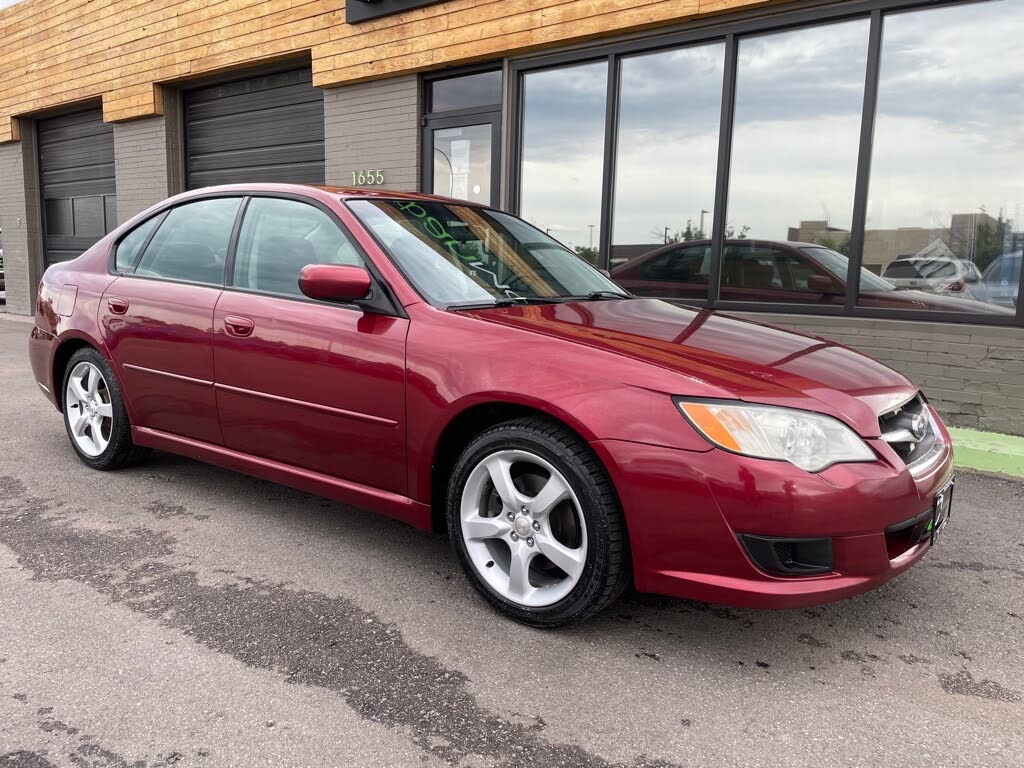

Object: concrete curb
[948,427,1024,478]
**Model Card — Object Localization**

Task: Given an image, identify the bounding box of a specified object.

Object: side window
[722,245,785,291]
[135,198,241,285]
[776,249,827,291]
[232,197,363,297]
[639,246,710,283]
[114,215,161,272]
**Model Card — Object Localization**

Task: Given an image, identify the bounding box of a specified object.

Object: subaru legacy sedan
[29,185,954,626]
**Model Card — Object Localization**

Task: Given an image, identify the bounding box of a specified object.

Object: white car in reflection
[881,255,984,299]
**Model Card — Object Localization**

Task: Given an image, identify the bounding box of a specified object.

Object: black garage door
[184,69,325,189]
[38,107,117,266]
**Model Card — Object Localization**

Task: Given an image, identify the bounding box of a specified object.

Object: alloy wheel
[65,361,113,457]
[460,449,588,608]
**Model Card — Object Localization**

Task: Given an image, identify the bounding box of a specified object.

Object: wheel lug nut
[511,533,519,541]
[520,506,528,515]
[507,512,515,521]
[532,521,540,531]
[526,538,534,547]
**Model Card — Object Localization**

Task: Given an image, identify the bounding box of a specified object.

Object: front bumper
[591,412,954,609]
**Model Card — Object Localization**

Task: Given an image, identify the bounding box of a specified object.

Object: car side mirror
[299,264,372,302]
[598,268,612,278]
[807,274,840,294]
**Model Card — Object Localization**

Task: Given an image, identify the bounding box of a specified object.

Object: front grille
[878,393,936,466]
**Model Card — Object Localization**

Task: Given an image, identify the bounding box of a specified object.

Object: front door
[212,195,408,495]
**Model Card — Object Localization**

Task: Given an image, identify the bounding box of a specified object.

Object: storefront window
[430,70,502,112]
[519,62,608,264]
[609,43,724,299]
[724,19,869,304]
[859,0,1023,316]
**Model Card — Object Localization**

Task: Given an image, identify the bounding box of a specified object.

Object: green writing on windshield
[396,200,517,298]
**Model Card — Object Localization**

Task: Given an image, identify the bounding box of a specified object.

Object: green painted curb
[947,427,1024,478]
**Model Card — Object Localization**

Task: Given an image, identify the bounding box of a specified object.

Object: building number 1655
[352,169,385,185]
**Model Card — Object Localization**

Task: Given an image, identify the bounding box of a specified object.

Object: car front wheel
[447,417,630,627]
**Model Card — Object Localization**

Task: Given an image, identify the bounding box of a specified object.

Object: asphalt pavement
[0,315,1021,768]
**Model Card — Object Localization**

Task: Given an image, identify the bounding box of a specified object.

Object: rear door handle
[224,315,255,338]
[107,297,129,315]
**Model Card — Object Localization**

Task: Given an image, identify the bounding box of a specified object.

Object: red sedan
[29,185,954,626]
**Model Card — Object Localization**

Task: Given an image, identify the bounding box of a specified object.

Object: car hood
[465,299,917,437]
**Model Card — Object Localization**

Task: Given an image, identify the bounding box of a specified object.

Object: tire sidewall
[447,425,617,627]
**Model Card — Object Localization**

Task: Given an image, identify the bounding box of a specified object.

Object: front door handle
[224,315,255,338]
[107,297,129,315]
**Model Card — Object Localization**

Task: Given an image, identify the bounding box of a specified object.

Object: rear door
[212,195,408,494]
[99,196,243,444]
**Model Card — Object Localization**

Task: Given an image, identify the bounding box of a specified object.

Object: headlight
[675,399,875,472]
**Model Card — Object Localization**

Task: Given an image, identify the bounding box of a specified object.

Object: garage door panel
[40,160,116,184]
[38,107,116,267]
[37,116,114,142]
[188,160,325,188]
[188,124,325,155]
[184,68,325,190]
[39,142,115,166]
[188,142,326,172]
[187,69,317,102]
[41,178,117,200]
[188,111,324,146]
[186,86,323,121]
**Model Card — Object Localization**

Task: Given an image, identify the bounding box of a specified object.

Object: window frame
[507,0,1024,327]
[105,190,404,317]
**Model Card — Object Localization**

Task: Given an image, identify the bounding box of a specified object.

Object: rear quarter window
[114,216,161,272]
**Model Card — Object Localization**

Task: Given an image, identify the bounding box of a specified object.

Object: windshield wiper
[447,296,564,311]
[562,291,632,301]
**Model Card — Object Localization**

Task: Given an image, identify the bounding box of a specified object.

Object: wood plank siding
[0,0,777,143]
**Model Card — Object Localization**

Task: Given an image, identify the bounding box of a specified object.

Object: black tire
[446,416,630,627]
[61,347,150,471]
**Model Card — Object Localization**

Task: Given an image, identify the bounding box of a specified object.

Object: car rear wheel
[62,347,149,470]
[447,417,629,627]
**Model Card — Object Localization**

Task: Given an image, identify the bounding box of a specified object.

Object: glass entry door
[425,114,500,206]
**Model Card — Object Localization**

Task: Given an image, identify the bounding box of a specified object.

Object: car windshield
[347,199,627,307]
[799,246,895,292]
[982,252,1022,284]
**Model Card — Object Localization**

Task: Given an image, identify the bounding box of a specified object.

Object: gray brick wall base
[0,134,44,316]
[113,108,182,224]
[324,76,419,192]
[735,311,1024,436]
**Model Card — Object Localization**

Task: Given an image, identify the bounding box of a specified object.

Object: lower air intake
[740,535,834,576]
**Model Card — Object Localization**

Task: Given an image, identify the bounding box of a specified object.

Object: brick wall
[112,110,181,224]
[0,134,43,316]
[736,312,1024,436]
[324,76,419,192]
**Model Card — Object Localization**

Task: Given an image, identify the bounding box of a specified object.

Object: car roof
[172,183,487,208]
